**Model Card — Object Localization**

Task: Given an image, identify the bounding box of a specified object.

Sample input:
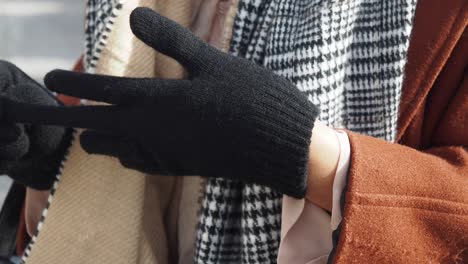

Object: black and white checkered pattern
[84,0,123,72]
[194,0,416,263]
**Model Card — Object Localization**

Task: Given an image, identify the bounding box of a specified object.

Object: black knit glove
[0,61,72,190]
[4,7,318,198]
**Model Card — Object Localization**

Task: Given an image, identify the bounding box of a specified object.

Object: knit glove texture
[5,8,318,198]
[0,61,72,190]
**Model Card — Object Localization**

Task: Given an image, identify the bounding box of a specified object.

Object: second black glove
[0,61,72,190]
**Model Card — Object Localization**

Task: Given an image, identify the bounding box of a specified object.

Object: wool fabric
[0,61,72,190]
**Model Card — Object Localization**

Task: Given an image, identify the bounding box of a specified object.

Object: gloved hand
[0,61,72,190]
[4,7,318,198]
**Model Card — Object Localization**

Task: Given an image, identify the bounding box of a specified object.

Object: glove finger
[129,7,222,73]
[81,130,164,174]
[13,83,62,106]
[44,70,191,105]
[0,60,37,90]
[0,123,23,142]
[0,127,29,160]
[2,98,124,132]
[80,130,131,157]
[120,157,163,175]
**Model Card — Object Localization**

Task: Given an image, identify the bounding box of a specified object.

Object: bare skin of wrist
[306,122,341,212]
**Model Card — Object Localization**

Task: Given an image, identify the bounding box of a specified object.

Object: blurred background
[0,0,84,82]
[0,1,84,261]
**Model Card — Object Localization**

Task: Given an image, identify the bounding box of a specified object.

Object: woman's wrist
[306,122,341,212]
[25,187,50,236]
